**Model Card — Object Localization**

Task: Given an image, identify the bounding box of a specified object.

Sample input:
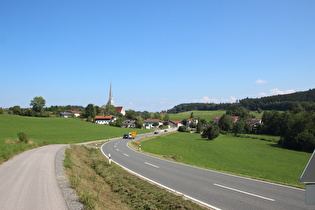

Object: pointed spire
[107,82,114,106]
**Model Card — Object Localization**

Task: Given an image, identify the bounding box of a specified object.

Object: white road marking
[124,153,129,157]
[116,149,119,151]
[145,162,160,168]
[213,183,275,201]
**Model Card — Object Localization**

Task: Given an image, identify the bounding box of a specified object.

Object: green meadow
[168,110,263,121]
[0,114,150,163]
[140,132,311,187]
[168,110,226,121]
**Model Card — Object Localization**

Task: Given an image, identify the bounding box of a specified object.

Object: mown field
[0,114,150,164]
[168,110,262,121]
[139,132,311,188]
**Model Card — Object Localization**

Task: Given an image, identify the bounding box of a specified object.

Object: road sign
[300,150,315,205]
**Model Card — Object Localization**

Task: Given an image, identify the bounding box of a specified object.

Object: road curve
[102,137,313,210]
[0,145,68,210]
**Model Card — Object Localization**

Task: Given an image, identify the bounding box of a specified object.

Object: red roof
[115,106,123,113]
[212,116,221,120]
[171,120,182,124]
[94,115,115,120]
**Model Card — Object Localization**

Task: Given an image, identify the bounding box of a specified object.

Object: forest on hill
[167,88,315,113]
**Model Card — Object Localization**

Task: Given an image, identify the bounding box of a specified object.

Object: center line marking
[124,153,129,157]
[213,183,275,202]
[145,162,160,168]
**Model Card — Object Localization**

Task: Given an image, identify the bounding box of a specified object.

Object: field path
[0,145,68,210]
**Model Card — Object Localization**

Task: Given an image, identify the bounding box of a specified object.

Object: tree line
[1,96,170,129]
[196,104,315,153]
[167,89,315,113]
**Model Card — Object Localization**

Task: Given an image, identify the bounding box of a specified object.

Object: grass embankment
[139,132,311,188]
[0,114,150,164]
[64,145,206,210]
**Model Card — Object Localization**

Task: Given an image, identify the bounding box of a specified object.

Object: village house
[143,119,163,129]
[169,120,183,128]
[94,115,117,125]
[212,116,239,123]
[59,110,82,118]
[186,118,198,128]
[122,120,135,128]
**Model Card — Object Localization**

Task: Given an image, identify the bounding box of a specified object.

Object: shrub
[178,126,188,132]
[17,132,29,143]
[201,124,220,140]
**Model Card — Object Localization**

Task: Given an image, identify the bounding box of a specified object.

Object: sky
[1,0,315,112]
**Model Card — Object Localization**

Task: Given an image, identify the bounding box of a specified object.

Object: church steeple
[107,82,114,106]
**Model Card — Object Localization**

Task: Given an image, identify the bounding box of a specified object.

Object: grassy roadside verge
[64,145,206,210]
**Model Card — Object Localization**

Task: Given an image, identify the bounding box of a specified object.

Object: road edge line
[100,141,221,210]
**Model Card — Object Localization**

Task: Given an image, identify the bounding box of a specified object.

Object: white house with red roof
[94,115,117,125]
[59,110,82,118]
[169,120,183,128]
[212,116,239,123]
[143,119,163,129]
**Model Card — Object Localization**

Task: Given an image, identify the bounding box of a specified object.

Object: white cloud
[270,88,295,95]
[195,96,237,103]
[230,96,237,102]
[259,92,267,97]
[256,79,267,84]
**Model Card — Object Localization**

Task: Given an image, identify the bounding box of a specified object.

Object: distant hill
[239,88,315,111]
[167,88,315,113]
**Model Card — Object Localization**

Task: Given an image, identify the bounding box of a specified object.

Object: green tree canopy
[84,104,96,118]
[125,109,136,119]
[104,104,116,116]
[201,124,220,140]
[30,96,46,113]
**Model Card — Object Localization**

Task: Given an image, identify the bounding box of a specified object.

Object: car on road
[154,131,159,134]
[123,134,129,139]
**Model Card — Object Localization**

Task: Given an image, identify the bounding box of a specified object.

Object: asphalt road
[0,145,68,210]
[101,135,313,210]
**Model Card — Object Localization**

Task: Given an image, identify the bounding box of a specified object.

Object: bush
[17,132,29,143]
[201,124,220,140]
[178,126,188,132]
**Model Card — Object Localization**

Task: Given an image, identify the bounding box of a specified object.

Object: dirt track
[0,145,68,210]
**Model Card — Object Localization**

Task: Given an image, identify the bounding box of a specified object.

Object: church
[107,82,125,116]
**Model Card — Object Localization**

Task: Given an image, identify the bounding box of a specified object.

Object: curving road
[101,135,313,210]
[0,145,68,210]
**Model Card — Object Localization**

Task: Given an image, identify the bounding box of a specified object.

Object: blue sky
[1,0,314,112]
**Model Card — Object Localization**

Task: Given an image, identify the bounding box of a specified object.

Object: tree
[10,105,21,115]
[125,109,136,119]
[201,124,220,140]
[163,114,170,121]
[153,112,162,120]
[30,96,46,113]
[190,112,194,119]
[84,104,96,118]
[233,119,246,135]
[135,117,143,128]
[142,111,151,120]
[196,118,202,133]
[218,114,233,133]
[104,104,116,116]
